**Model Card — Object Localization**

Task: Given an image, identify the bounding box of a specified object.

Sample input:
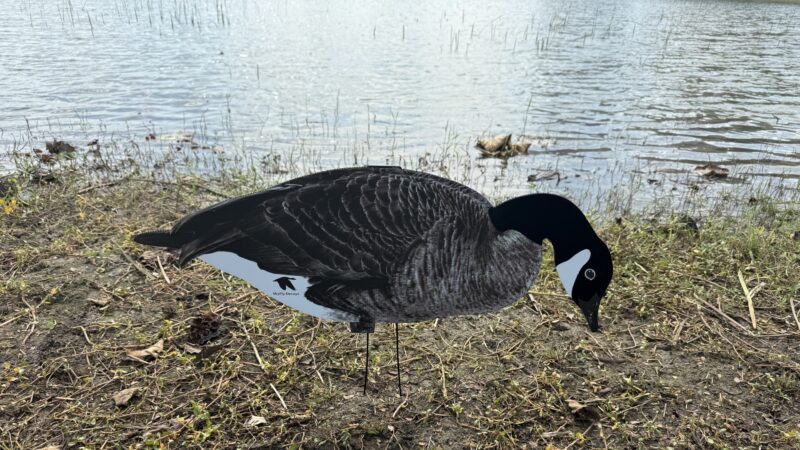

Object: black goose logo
[274,277,297,291]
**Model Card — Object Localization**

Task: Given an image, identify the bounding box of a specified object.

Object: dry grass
[1,153,799,449]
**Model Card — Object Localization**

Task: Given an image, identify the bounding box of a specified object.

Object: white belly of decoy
[200,251,358,322]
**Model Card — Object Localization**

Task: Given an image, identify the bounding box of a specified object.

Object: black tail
[133,230,182,248]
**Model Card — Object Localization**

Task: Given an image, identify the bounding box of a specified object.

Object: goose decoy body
[133,166,613,390]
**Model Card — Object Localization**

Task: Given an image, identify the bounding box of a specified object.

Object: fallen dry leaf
[113,387,139,406]
[88,292,111,307]
[567,398,601,422]
[291,413,313,423]
[125,339,164,360]
[35,446,61,450]
[182,342,202,354]
[245,415,267,427]
[567,399,585,411]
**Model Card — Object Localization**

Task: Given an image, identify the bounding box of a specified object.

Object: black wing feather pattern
[139,167,492,286]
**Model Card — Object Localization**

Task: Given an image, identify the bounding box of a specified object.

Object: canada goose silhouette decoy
[133,166,613,394]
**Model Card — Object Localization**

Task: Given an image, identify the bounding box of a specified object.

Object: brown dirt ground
[1,170,799,449]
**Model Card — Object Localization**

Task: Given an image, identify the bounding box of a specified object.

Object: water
[2,0,799,210]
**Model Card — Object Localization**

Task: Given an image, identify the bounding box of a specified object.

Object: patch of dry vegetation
[1,154,799,449]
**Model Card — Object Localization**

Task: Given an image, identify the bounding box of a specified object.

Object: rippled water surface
[2,0,799,207]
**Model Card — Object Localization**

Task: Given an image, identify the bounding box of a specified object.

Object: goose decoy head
[489,193,615,331]
[555,240,613,332]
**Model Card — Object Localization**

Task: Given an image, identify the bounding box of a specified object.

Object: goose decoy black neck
[489,193,612,331]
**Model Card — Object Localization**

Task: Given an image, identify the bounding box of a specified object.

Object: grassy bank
[1,154,799,449]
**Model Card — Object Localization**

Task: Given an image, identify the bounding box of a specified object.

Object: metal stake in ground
[363,332,370,394]
[395,323,403,396]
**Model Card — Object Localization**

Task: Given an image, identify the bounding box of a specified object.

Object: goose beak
[579,294,601,332]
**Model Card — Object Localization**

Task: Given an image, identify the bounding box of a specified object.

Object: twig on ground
[691,294,752,335]
[392,393,410,418]
[240,321,267,372]
[78,326,94,346]
[21,298,37,345]
[737,270,757,330]
[563,423,595,450]
[0,313,23,328]
[790,299,800,333]
[121,250,154,279]
[156,254,171,284]
[270,383,288,410]
[699,314,744,362]
[76,173,133,194]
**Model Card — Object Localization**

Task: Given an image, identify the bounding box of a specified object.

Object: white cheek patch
[556,249,591,297]
[200,251,358,322]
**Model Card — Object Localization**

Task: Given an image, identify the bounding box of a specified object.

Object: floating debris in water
[476,134,512,153]
[527,170,561,183]
[158,132,194,143]
[45,140,76,154]
[694,163,729,178]
[510,142,531,154]
[476,134,532,159]
[519,136,557,149]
